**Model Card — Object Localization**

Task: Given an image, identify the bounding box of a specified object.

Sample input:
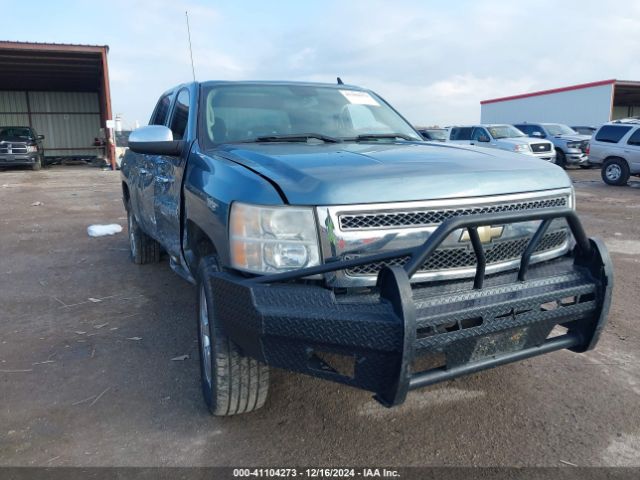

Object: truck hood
[0,137,32,145]
[553,134,591,143]
[215,142,571,205]
[496,137,549,147]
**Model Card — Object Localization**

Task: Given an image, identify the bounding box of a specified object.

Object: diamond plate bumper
[208,209,612,407]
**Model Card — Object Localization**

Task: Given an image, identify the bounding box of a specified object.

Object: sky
[2,0,640,129]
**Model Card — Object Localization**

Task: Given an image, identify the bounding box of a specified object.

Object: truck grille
[345,230,568,276]
[0,143,28,154]
[531,143,552,153]
[339,196,567,231]
[580,140,589,153]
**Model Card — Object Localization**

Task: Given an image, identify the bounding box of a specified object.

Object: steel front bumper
[565,151,589,165]
[209,209,612,407]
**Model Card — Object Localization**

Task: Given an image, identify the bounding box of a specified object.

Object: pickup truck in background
[447,124,556,162]
[417,127,448,142]
[514,123,590,169]
[121,81,612,416]
[0,126,45,170]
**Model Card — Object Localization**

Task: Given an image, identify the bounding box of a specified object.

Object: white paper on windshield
[339,90,380,106]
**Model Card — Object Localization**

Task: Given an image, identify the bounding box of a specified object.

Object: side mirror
[128,125,184,156]
[37,135,45,140]
[477,135,490,143]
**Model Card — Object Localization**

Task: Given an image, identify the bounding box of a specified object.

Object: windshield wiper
[252,133,341,143]
[352,133,416,142]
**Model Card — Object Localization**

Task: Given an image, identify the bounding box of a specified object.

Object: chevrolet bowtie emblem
[459,225,504,244]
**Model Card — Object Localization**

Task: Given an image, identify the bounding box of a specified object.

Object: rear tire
[126,200,160,264]
[601,158,630,186]
[555,149,567,169]
[197,255,269,416]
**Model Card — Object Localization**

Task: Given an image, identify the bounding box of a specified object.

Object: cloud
[19,0,637,127]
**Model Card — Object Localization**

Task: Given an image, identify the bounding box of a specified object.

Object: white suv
[447,125,556,162]
[588,119,640,185]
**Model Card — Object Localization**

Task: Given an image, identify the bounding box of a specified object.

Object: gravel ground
[0,165,639,467]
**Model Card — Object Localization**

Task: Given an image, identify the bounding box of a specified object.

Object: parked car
[447,124,556,162]
[0,126,45,170]
[571,126,597,136]
[122,81,612,416]
[417,127,448,142]
[587,118,640,185]
[513,123,590,168]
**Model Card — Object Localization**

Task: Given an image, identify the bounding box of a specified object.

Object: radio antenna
[185,11,196,82]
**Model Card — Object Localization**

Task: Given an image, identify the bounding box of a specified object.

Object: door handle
[138,168,149,175]
[470,142,475,145]
[156,175,172,184]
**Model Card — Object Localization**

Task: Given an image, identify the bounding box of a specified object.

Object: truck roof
[160,80,368,97]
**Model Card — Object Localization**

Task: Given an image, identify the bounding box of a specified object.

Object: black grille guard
[210,208,613,407]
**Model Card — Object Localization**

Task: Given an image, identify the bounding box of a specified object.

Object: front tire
[31,157,41,171]
[197,256,269,416]
[126,200,160,264]
[601,158,630,186]
[555,149,567,169]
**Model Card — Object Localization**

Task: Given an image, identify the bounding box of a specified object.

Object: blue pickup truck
[121,81,612,416]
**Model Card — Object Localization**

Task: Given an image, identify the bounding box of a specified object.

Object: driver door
[134,92,173,236]
[153,87,193,258]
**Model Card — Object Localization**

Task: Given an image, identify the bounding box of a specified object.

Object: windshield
[545,124,577,136]
[199,84,422,147]
[423,129,447,141]
[487,125,525,139]
[0,127,32,140]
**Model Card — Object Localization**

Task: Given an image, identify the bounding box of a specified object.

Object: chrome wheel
[605,164,622,182]
[199,285,212,387]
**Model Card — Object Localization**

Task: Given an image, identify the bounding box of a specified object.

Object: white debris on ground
[87,224,123,237]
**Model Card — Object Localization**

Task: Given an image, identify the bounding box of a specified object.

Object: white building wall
[481,83,614,126]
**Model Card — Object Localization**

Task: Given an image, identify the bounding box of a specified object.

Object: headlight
[26,145,38,153]
[513,144,530,153]
[567,142,581,149]
[229,202,321,274]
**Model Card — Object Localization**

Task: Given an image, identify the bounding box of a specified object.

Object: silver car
[447,124,556,162]
[588,119,640,185]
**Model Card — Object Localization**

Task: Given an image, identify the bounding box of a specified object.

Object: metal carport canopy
[0,41,114,167]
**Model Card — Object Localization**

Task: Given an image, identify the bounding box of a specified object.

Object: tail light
[585,143,590,155]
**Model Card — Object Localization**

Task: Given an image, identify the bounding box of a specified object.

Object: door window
[150,94,173,126]
[170,89,190,140]
[450,127,473,141]
[471,127,490,142]
[595,125,632,144]
[627,128,640,146]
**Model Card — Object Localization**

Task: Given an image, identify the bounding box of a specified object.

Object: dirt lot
[0,165,639,467]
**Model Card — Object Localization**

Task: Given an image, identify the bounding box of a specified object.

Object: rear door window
[450,127,473,141]
[169,89,190,140]
[627,128,640,146]
[595,125,632,144]
[150,93,173,126]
